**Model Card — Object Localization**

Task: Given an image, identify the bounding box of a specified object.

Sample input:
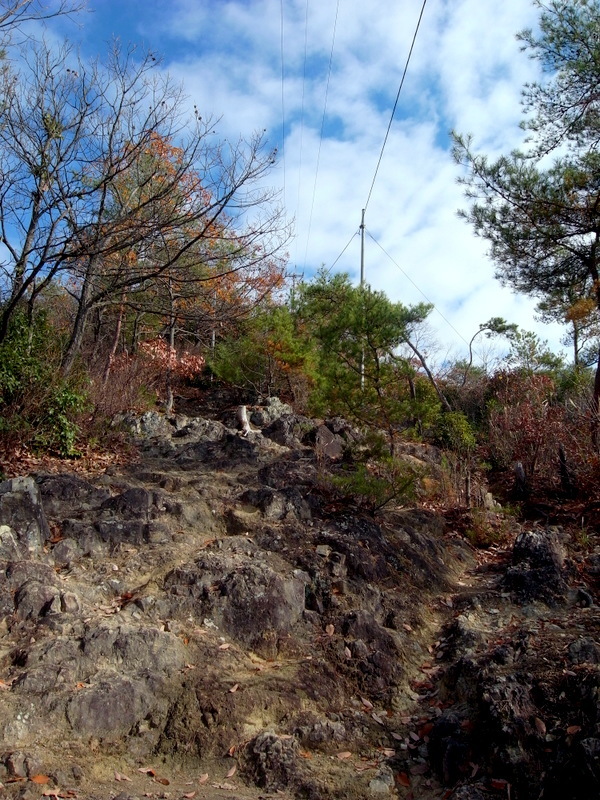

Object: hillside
[0,399,599,800]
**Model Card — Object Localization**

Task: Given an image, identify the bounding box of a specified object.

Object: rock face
[503,528,567,603]
[0,477,50,559]
[0,403,597,800]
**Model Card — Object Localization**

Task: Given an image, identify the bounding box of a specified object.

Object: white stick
[236,405,251,437]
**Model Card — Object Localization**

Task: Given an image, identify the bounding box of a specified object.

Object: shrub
[433,410,476,453]
[328,455,419,515]
[0,308,88,455]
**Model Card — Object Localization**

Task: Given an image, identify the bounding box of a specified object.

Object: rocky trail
[1,399,599,800]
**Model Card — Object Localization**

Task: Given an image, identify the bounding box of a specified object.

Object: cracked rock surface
[0,406,598,799]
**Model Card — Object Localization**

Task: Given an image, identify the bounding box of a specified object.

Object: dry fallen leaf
[360,697,373,710]
[567,725,582,735]
[397,772,411,787]
[198,773,209,785]
[336,751,352,760]
[534,717,547,735]
[325,624,334,636]
[225,765,237,778]
[153,776,170,785]
[390,732,403,741]
[402,623,413,632]
[344,647,352,659]
[137,768,156,776]
[218,643,231,650]
[183,793,196,798]
[30,775,51,785]
[372,713,384,725]
[355,762,376,772]
[114,772,132,782]
[381,748,395,758]
[229,683,239,693]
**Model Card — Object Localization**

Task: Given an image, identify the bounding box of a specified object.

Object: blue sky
[42,0,567,367]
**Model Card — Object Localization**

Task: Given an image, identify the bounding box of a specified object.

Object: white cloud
[46,0,572,364]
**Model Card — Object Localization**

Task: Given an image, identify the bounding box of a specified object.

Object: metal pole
[360,208,365,286]
[360,209,365,389]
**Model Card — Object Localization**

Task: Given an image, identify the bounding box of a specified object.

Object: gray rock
[165,553,307,654]
[315,425,344,460]
[449,787,486,800]
[250,397,294,426]
[568,637,600,665]
[240,486,311,522]
[369,765,394,794]
[0,476,50,557]
[243,732,299,790]
[81,625,186,674]
[6,751,28,778]
[100,488,152,519]
[114,411,174,439]
[580,737,600,786]
[36,474,110,516]
[52,538,81,567]
[60,592,81,614]
[503,529,567,604]
[261,414,314,448]
[65,676,151,737]
[0,524,20,560]
[14,580,60,619]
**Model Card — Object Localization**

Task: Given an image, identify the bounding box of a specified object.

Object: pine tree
[453,0,600,444]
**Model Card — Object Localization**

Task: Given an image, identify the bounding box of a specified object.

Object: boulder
[0,476,50,558]
[261,414,315,448]
[243,732,300,791]
[503,528,567,604]
[65,676,152,737]
[36,474,109,517]
[250,397,294,427]
[164,552,307,654]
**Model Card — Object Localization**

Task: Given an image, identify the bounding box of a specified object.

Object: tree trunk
[592,346,600,451]
[102,298,125,387]
[403,338,452,412]
[61,269,94,376]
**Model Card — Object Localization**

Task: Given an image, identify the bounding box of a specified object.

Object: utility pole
[360,208,365,389]
[288,271,302,312]
[360,208,365,286]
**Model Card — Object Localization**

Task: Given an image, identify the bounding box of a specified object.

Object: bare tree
[0,0,85,46]
[0,37,289,372]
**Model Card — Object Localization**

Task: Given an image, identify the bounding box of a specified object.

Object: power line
[364,0,428,213]
[367,230,471,349]
[280,0,286,202]
[295,0,310,237]
[326,229,359,275]
[302,0,340,271]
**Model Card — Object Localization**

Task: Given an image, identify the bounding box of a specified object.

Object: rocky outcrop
[0,404,596,800]
[503,527,568,604]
